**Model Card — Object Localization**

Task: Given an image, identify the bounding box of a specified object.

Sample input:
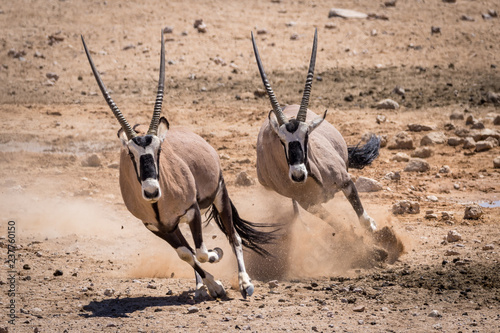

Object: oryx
[82,31,274,299]
[252,29,381,237]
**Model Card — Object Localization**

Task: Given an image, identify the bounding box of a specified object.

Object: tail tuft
[206,201,278,257]
[348,134,381,169]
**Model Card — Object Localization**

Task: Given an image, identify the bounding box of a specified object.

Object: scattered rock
[486,91,499,104]
[268,280,279,288]
[376,115,386,124]
[431,26,441,34]
[384,171,401,181]
[439,165,451,173]
[411,147,433,158]
[376,98,399,110]
[463,137,476,149]
[420,132,447,145]
[393,86,405,96]
[454,128,470,137]
[384,0,397,7]
[425,212,438,219]
[253,88,266,98]
[444,123,456,131]
[464,205,483,220]
[482,244,494,251]
[53,269,63,276]
[461,15,475,22]
[407,124,435,132]
[328,8,368,19]
[391,152,410,162]
[442,0,456,3]
[471,128,500,142]
[353,305,365,312]
[465,115,477,126]
[46,72,59,81]
[450,111,464,120]
[493,156,500,168]
[8,48,27,59]
[213,57,226,66]
[355,177,383,192]
[34,51,45,59]
[194,19,207,33]
[488,9,498,17]
[81,154,102,167]
[235,172,255,187]
[48,33,64,45]
[404,158,430,172]
[324,22,337,30]
[103,288,115,296]
[122,44,136,51]
[392,200,420,215]
[163,26,174,34]
[187,306,199,314]
[446,230,462,243]
[475,140,495,152]
[494,115,500,125]
[447,137,464,146]
[427,195,438,202]
[444,249,460,256]
[388,131,414,149]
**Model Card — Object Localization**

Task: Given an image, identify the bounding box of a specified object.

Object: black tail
[206,201,277,257]
[347,134,381,170]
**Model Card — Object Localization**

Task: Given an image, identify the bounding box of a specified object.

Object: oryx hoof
[241,283,254,299]
[204,279,226,299]
[208,247,223,263]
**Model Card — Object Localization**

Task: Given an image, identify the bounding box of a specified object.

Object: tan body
[257,105,351,207]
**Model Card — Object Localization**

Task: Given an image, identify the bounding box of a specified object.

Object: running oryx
[251,29,381,236]
[82,31,274,299]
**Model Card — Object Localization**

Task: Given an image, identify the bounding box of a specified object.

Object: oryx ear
[308,110,327,133]
[268,111,280,134]
[157,117,169,141]
[117,128,129,147]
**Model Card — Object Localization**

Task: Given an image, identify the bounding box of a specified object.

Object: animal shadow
[80,291,228,318]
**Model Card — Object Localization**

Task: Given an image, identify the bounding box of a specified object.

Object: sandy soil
[0,0,499,332]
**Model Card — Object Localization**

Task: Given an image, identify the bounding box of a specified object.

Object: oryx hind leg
[301,202,348,235]
[184,204,223,264]
[153,228,226,298]
[341,179,377,232]
[214,181,254,299]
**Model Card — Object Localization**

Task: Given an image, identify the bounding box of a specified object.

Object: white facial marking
[289,164,308,181]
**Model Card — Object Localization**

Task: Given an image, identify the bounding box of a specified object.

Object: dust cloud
[231,187,406,281]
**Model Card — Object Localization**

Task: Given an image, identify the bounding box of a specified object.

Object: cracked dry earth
[1,0,500,332]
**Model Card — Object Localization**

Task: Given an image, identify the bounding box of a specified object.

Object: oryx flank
[252,29,381,236]
[82,32,273,299]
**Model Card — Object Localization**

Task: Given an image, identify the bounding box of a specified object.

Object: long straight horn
[251,32,287,126]
[81,36,137,140]
[296,28,318,123]
[148,30,165,135]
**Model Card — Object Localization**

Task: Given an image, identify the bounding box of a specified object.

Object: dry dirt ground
[1,0,500,332]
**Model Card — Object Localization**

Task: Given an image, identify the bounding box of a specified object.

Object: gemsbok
[252,29,382,241]
[81,31,274,299]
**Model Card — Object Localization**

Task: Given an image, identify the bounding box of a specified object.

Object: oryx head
[252,29,326,183]
[82,31,168,202]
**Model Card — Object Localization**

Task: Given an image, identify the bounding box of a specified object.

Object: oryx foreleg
[186,204,223,264]
[342,179,377,232]
[153,228,225,298]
